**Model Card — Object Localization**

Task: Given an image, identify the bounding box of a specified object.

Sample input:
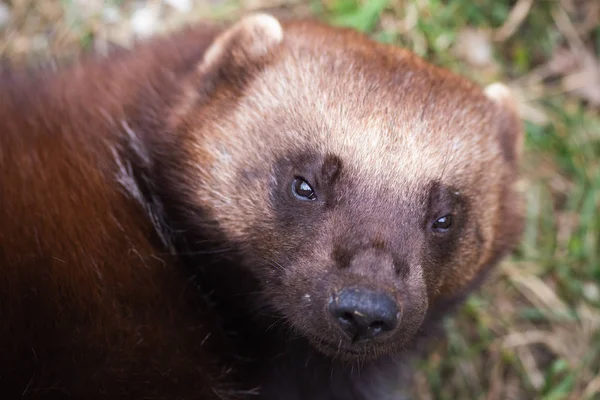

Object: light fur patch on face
[223,61,500,198]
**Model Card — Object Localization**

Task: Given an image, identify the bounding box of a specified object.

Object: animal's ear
[199,13,284,76]
[484,83,524,163]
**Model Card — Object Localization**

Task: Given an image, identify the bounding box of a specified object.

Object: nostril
[329,286,401,341]
[340,312,354,324]
[369,321,385,331]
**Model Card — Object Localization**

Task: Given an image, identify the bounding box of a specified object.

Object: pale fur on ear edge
[484,82,524,160]
[200,13,284,72]
[484,83,517,111]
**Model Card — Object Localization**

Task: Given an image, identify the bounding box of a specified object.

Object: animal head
[163,14,524,361]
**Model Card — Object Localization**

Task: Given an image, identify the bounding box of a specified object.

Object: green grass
[2,0,598,398]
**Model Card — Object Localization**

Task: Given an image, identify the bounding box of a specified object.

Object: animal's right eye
[291,177,317,201]
[431,214,453,233]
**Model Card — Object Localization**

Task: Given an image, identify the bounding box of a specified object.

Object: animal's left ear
[484,83,524,163]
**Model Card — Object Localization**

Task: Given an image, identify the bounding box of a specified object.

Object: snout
[328,286,401,342]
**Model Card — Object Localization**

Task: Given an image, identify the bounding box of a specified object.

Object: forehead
[207,24,503,194]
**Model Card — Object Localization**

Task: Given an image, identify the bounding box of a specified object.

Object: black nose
[329,287,400,342]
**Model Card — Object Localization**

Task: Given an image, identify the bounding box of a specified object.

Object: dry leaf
[454,28,495,68]
[547,46,600,107]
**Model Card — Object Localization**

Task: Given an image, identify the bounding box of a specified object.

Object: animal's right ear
[198,13,284,76]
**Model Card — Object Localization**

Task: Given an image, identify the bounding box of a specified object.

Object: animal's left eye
[431,214,453,232]
[291,177,317,201]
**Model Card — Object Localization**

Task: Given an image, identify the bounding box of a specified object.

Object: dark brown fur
[0,23,242,400]
[0,14,524,400]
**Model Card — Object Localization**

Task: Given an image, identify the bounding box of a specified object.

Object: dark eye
[431,214,453,232]
[292,177,317,201]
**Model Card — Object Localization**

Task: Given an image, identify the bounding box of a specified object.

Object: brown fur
[0,14,524,400]
[0,23,240,400]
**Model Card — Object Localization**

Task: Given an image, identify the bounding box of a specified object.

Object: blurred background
[0,0,598,399]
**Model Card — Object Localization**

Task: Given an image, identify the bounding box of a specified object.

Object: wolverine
[0,13,524,400]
